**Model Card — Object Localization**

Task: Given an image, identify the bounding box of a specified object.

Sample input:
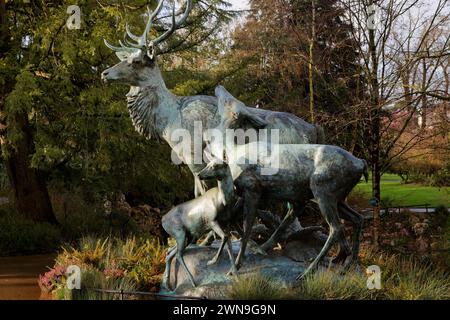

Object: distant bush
[434,205,449,220]
[49,187,139,239]
[0,206,61,256]
[390,158,449,187]
[428,163,450,187]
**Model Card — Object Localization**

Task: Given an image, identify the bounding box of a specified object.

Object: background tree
[340,0,449,247]
[219,0,362,148]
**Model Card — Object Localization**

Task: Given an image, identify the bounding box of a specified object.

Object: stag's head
[101,0,192,87]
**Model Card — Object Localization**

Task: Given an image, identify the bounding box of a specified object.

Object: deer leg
[225,236,238,276]
[331,212,351,265]
[331,238,351,265]
[200,196,243,247]
[194,173,218,247]
[207,221,227,266]
[235,190,259,269]
[261,207,296,252]
[338,202,364,268]
[297,196,343,281]
[194,176,207,197]
[175,232,197,288]
[162,247,177,291]
[199,231,216,247]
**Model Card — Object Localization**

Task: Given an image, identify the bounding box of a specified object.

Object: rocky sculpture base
[160,231,329,299]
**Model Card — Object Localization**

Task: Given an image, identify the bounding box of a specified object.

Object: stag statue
[101,0,325,199]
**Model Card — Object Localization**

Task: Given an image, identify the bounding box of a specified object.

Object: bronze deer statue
[101,0,326,268]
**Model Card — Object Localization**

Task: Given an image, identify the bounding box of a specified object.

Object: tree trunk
[3,112,56,223]
[308,0,316,124]
[368,7,381,249]
[421,58,427,128]
[0,0,57,224]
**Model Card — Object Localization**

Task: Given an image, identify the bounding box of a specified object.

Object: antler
[103,38,137,54]
[104,0,192,57]
[124,0,165,48]
[152,0,193,46]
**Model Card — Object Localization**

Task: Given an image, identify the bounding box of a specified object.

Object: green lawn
[355,174,449,207]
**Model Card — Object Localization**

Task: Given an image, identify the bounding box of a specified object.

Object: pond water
[0,254,55,300]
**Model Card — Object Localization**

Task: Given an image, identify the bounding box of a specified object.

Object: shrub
[49,236,166,298]
[38,265,66,293]
[56,237,110,270]
[430,213,450,269]
[390,151,446,186]
[51,267,138,300]
[0,206,62,256]
[434,205,449,217]
[50,188,140,239]
[428,161,450,187]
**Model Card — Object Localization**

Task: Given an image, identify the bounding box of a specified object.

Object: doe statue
[211,88,368,279]
[161,154,238,290]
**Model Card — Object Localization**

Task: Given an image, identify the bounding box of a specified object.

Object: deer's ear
[225,101,268,129]
[146,43,156,60]
[204,147,215,163]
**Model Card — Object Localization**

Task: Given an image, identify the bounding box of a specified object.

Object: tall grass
[227,274,291,300]
[227,249,450,300]
[384,262,450,300]
[361,249,450,300]
[296,267,371,300]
